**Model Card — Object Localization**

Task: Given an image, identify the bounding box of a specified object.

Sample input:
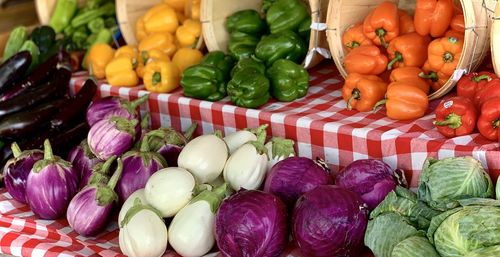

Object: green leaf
[392,236,440,257]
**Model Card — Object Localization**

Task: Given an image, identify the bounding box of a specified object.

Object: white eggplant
[265,137,296,172]
[168,184,227,257]
[223,124,267,154]
[177,132,228,184]
[145,167,196,218]
[119,199,167,257]
[223,129,268,191]
[118,189,147,225]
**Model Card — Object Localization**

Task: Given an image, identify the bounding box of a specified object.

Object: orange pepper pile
[341,0,465,121]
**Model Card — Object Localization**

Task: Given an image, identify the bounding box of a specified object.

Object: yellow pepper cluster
[85,0,204,93]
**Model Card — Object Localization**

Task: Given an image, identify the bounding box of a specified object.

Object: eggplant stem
[120,198,163,228]
[214,130,223,138]
[194,184,213,196]
[43,139,55,160]
[140,113,150,129]
[11,142,22,158]
[191,183,228,213]
[183,123,198,141]
[107,158,123,189]
[101,156,117,176]
[433,114,462,129]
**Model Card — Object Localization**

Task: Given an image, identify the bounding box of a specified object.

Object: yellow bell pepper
[136,49,171,78]
[185,0,200,20]
[164,0,185,12]
[139,33,177,57]
[114,45,139,67]
[144,60,180,93]
[105,56,139,87]
[172,47,203,73]
[176,11,187,24]
[143,4,179,34]
[87,43,114,79]
[176,19,201,47]
[136,17,148,42]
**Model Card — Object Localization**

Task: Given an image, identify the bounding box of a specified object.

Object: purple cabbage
[144,123,197,167]
[88,116,138,160]
[26,140,79,219]
[67,139,103,189]
[3,143,43,203]
[292,185,368,257]
[67,156,123,236]
[116,134,167,202]
[86,94,148,126]
[335,159,398,210]
[215,190,288,257]
[263,157,331,208]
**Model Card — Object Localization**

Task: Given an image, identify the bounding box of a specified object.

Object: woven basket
[326,0,496,100]
[200,0,330,69]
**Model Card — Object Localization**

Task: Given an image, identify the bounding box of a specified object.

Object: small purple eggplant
[3,143,43,203]
[26,139,79,219]
[116,133,167,202]
[67,139,103,189]
[144,123,197,167]
[88,116,138,160]
[67,156,123,236]
[86,94,149,127]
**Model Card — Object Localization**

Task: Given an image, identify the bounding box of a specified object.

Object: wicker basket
[491,1,500,77]
[200,0,330,69]
[326,0,496,100]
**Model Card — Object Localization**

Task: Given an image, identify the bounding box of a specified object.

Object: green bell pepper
[266,0,309,34]
[227,67,270,108]
[3,26,28,61]
[88,18,105,34]
[261,0,278,13]
[231,57,266,77]
[181,64,226,101]
[228,31,261,60]
[49,0,78,33]
[200,51,235,82]
[255,30,307,66]
[31,26,56,56]
[71,2,116,28]
[298,17,311,42]
[226,10,267,35]
[19,40,40,72]
[266,59,309,102]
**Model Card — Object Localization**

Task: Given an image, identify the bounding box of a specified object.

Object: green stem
[152,72,161,85]
[347,88,361,110]
[443,52,454,63]
[140,134,152,152]
[214,130,223,139]
[183,123,198,141]
[96,158,123,206]
[130,94,149,110]
[141,113,150,130]
[373,99,387,111]
[101,156,117,176]
[493,119,500,129]
[270,137,295,159]
[346,41,360,49]
[419,71,439,82]
[433,113,462,129]
[120,198,163,228]
[43,139,54,161]
[107,158,123,189]
[11,142,22,158]
[194,184,213,196]
[387,52,403,70]
[376,28,388,48]
[473,74,492,83]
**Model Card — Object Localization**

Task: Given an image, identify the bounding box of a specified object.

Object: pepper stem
[493,119,500,129]
[346,41,360,49]
[375,28,388,48]
[183,123,198,141]
[419,71,439,82]
[443,52,454,63]
[11,142,22,158]
[433,113,463,129]
[43,139,54,161]
[473,74,492,82]
[347,88,361,110]
[152,72,162,85]
[373,99,387,112]
[387,52,403,70]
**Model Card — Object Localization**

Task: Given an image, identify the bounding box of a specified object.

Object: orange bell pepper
[342,24,373,52]
[427,36,463,77]
[390,67,430,94]
[398,10,415,35]
[175,19,201,47]
[450,14,465,33]
[342,73,388,112]
[143,4,179,34]
[344,45,388,75]
[444,29,464,39]
[375,83,429,120]
[420,61,450,91]
[387,32,430,70]
[414,0,454,37]
[363,1,400,47]
[139,33,177,57]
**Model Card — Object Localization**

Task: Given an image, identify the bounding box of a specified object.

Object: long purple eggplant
[0,51,31,94]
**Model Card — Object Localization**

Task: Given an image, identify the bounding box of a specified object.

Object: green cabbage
[418,157,493,211]
[392,236,440,257]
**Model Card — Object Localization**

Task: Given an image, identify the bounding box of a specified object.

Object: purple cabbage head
[86,94,148,126]
[143,124,196,167]
[67,139,103,189]
[215,190,288,257]
[26,140,79,219]
[3,143,43,203]
[67,157,122,236]
[264,157,331,208]
[88,116,138,160]
[335,159,398,210]
[292,185,368,257]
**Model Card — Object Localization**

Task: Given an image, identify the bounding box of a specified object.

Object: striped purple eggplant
[67,156,123,236]
[116,133,167,202]
[86,94,149,126]
[67,139,103,189]
[26,140,79,219]
[88,116,138,160]
[3,143,43,203]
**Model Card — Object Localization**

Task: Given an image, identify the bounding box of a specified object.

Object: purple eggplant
[144,123,197,167]
[26,139,79,219]
[3,142,43,203]
[67,139,103,189]
[86,94,149,127]
[88,116,138,160]
[67,156,123,236]
[116,133,167,202]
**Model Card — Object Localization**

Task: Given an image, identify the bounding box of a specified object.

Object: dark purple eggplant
[0,51,31,94]
[0,67,71,119]
[0,51,69,102]
[50,78,97,130]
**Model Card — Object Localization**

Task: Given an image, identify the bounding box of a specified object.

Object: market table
[1,60,499,257]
